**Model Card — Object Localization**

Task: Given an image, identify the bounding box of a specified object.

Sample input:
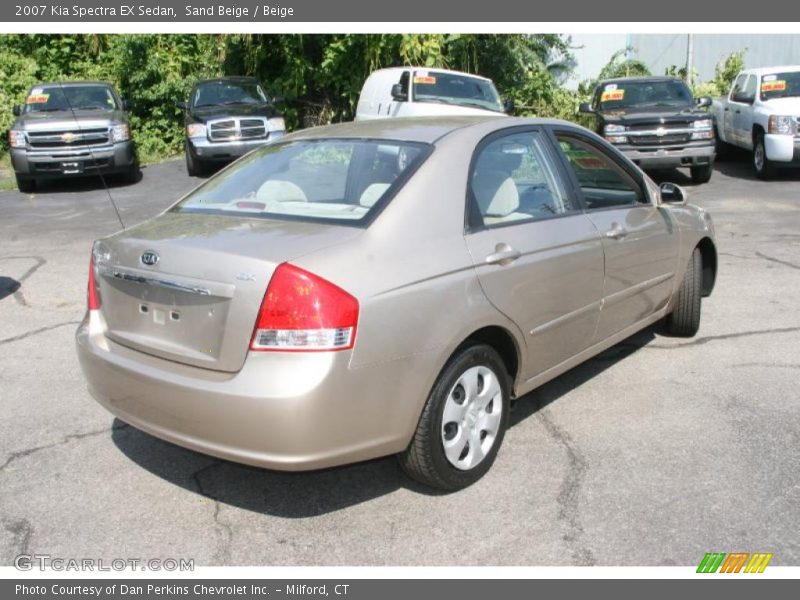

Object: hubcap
[754,143,764,171]
[441,365,503,470]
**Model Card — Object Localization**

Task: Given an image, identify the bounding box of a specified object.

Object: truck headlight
[110,124,131,143]
[691,119,714,140]
[267,117,286,132]
[8,130,26,148]
[768,115,796,135]
[186,123,207,138]
[603,123,627,144]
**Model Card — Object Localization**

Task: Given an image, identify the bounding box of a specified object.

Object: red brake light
[251,263,359,352]
[87,254,101,311]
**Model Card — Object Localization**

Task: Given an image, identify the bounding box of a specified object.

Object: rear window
[172,139,430,225]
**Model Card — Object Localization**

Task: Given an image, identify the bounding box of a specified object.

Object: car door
[732,75,757,149]
[724,74,748,144]
[463,128,605,381]
[552,131,679,343]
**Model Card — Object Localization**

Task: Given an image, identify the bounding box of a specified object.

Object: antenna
[56,81,126,230]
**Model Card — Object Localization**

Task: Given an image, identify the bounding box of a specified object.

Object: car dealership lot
[1,157,799,566]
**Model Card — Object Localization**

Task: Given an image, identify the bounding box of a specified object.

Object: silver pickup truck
[8,81,139,192]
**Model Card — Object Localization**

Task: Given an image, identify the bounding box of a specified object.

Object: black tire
[120,162,141,185]
[690,164,713,184]
[15,174,35,193]
[666,248,702,337]
[399,343,510,491]
[753,132,776,180]
[185,144,204,177]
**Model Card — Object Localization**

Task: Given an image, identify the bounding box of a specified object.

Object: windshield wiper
[72,105,109,110]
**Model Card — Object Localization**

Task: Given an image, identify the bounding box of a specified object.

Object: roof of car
[194,76,259,86]
[598,75,682,86]
[738,65,800,76]
[35,81,114,88]
[370,67,493,82]
[284,116,578,144]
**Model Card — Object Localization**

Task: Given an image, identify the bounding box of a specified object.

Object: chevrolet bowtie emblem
[62,132,78,143]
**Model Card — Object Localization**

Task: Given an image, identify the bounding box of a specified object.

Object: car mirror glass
[660,182,687,204]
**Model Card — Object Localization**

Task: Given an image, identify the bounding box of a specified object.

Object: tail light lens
[251,263,358,352]
[87,254,101,311]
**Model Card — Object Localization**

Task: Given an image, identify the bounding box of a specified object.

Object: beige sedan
[76,116,717,490]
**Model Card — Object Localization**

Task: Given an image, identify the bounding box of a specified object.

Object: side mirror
[659,182,687,204]
[695,96,712,108]
[503,98,515,114]
[121,99,132,111]
[12,105,21,117]
[579,102,595,114]
[270,95,284,105]
[176,101,188,110]
[390,83,407,102]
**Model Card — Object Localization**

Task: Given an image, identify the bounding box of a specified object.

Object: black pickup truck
[178,76,285,176]
[580,76,715,183]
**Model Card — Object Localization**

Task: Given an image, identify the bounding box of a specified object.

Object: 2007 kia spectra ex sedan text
[76,116,717,491]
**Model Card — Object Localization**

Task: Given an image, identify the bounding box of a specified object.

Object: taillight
[87,254,101,311]
[251,263,358,352]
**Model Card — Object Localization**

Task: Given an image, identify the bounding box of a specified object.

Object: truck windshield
[760,72,800,100]
[412,71,504,113]
[172,138,430,226]
[596,80,694,110]
[193,81,268,107]
[24,85,118,113]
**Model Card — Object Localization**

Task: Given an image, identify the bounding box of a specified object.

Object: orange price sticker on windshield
[761,80,786,92]
[601,89,625,102]
[413,76,437,84]
[26,94,49,104]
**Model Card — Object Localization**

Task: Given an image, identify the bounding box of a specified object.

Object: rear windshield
[172,139,430,226]
[760,72,800,100]
[412,70,503,113]
[24,85,118,113]
[596,80,693,110]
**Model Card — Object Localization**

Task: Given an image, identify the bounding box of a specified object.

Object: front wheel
[185,144,205,177]
[753,133,776,180]
[665,248,702,337]
[399,344,510,491]
[690,164,713,184]
[15,174,35,193]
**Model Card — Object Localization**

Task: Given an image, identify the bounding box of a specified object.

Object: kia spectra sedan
[77,116,717,490]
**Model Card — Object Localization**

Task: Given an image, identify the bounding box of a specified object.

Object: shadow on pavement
[0,276,21,301]
[111,325,659,517]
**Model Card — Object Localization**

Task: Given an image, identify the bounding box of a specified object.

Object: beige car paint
[76,116,716,472]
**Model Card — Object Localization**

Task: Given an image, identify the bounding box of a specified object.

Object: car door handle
[724,107,729,112]
[485,244,521,266]
[605,225,628,240]
[735,109,741,114]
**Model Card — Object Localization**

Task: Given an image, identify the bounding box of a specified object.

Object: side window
[469,131,575,227]
[742,75,757,102]
[730,74,748,101]
[556,135,645,210]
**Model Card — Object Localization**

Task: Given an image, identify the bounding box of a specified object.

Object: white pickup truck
[711,66,800,179]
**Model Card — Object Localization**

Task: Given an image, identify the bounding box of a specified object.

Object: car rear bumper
[617,142,715,169]
[75,312,431,471]
[10,141,136,178]
[187,132,284,162]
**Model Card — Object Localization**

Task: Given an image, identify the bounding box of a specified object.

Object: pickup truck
[8,81,138,193]
[711,66,800,179]
[580,76,715,183]
[178,76,285,177]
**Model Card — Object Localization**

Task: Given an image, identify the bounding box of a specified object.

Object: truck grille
[627,122,693,146]
[26,128,110,150]
[207,117,267,141]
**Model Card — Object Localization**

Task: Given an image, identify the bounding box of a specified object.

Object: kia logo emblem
[140,250,159,266]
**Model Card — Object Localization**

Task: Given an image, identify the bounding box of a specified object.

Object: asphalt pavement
[1,154,798,567]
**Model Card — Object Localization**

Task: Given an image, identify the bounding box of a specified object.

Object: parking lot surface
[1,156,799,566]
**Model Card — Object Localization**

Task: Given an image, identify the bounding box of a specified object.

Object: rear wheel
[690,164,713,184]
[665,247,702,337]
[753,132,776,180]
[399,344,510,491]
[15,174,35,194]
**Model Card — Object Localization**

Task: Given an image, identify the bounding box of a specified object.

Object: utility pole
[686,34,694,87]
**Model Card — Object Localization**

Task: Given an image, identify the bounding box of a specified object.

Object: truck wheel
[399,343,510,491]
[665,248,702,337]
[121,162,141,185]
[15,174,35,194]
[753,133,776,180]
[690,164,713,184]
[185,145,204,177]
